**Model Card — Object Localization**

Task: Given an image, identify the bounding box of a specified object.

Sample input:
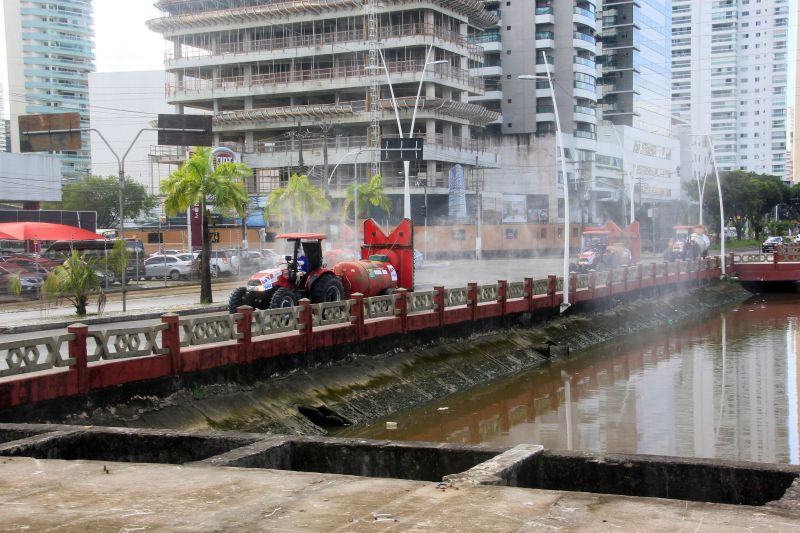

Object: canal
[338,294,800,465]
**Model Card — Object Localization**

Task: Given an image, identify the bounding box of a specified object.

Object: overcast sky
[1,0,165,119]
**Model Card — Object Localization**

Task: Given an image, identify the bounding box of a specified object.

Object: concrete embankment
[49,281,750,435]
[0,424,798,530]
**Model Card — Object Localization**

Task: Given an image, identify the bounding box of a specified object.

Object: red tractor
[664,225,710,261]
[228,219,415,313]
[570,221,640,273]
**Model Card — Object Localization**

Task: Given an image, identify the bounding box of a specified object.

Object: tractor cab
[582,231,610,253]
[277,233,326,286]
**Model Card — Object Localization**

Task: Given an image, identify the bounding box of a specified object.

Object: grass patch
[710,239,760,251]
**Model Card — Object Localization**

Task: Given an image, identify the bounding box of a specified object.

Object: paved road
[0,253,669,341]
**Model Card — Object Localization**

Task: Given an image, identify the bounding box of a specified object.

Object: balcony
[573,32,597,52]
[229,133,501,170]
[166,60,484,102]
[168,23,484,66]
[573,6,597,28]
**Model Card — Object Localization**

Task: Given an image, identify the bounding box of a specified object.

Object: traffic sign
[157,114,213,147]
[381,137,424,161]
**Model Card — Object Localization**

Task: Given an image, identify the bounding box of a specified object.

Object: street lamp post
[519,51,571,312]
[602,127,635,225]
[369,47,447,219]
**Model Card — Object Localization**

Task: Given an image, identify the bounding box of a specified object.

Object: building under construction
[147,0,500,213]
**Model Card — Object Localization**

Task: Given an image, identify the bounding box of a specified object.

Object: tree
[342,174,391,220]
[161,147,250,304]
[43,175,156,228]
[42,250,102,316]
[106,239,129,284]
[693,170,788,240]
[264,174,330,231]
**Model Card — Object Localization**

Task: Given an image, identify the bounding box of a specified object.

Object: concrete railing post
[589,271,596,299]
[497,280,507,316]
[569,273,577,302]
[352,293,365,341]
[637,264,643,290]
[547,275,557,309]
[663,262,670,283]
[160,313,181,376]
[236,305,253,363]
[651,263,657,285]
[467,282,478,321]
[622,266,628,293]
[299,299,313,352]
[523,277,534,311]
[395,288,408,334]
[434,286,445,327]
[67,323,88,394]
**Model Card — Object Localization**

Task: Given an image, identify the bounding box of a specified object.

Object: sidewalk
[0,284,234,334]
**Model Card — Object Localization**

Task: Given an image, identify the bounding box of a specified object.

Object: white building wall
[89,71,175,195]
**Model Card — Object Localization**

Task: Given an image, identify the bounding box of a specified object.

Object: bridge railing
[0,257,722,408]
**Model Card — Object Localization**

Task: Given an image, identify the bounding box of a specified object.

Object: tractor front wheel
[270,287,299,308]
[228,286,247,314]
[310,275,345,303]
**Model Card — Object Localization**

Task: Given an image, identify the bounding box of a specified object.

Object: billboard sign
[157,114,213,147]
[18,112,81,152]
[381,137,424,161]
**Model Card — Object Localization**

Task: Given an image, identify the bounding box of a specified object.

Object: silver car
[144,255,193,281]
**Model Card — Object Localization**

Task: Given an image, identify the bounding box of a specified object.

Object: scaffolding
[367,0,380,177]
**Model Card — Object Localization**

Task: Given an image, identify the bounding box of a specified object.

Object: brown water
[340,294,800,464]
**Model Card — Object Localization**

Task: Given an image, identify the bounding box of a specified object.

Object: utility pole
[320,122,334,197]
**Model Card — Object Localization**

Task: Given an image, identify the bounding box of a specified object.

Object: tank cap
[368,254,390,262]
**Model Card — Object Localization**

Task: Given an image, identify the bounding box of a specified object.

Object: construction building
[147,0,501,220]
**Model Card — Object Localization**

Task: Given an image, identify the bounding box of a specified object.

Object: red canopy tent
[0,222,102,241]
[0,229,15,240]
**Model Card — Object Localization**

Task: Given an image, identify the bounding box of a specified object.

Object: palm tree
[342,173,392,220]
[42,249,102,316]
[161,147,250,303]
[264,174,330,232]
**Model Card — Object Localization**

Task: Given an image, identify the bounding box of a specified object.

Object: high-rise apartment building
[671,0,790,176]
[147,0,501,214]
[0,85,7,152]
[470,1,678,227]
[3,0,95,180]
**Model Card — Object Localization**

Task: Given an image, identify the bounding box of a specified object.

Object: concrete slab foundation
[1,457,799,532]
[0,424,799,530]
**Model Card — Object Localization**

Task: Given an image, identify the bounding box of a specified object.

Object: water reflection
[340,295,800,464]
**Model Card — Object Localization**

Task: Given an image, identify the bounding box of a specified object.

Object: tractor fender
[306,269,337,291]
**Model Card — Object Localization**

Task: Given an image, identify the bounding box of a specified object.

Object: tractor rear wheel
[270,287,299,308]
[228,286,247,314]
[310,275,345,303]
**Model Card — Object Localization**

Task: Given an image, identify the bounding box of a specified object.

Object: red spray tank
[333,260,397,296]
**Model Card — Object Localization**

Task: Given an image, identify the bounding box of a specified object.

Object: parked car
[143,255,194,281]
[220,249,242,274]
[0,264,43,294]
[761,236,784,253]
[210,250,239,276]
[795,235,800,243]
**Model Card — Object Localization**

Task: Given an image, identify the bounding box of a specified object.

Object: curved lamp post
[519,51,571,312]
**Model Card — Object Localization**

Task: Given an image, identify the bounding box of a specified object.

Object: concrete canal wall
[0,257,732,425]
